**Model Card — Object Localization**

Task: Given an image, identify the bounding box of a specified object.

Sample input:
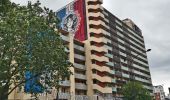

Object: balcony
[89,37,107,44]
[74,63,86,70]
[121,66,129,71]
[92,64,111,73]
[92,74,111,83]
[87,4,104,10]
[38,92,70,100]
[135,77,152,84]
[143,85,153,90]
[105,53,113,58]
[75,95,89,100]
[119,52,126,57]
[104,45,112,51]
[106,62,114,67]
[110,70,115,75]
[133,70,151,78]
[75,73,86,80]
[64,47,69,53]
[59,80,70,87]
[60,35,69,42]
[112,79,116,83]
[75,83,87,90]
[93,84,112,93]
[103,10,108,16]
[89,20,109,29]
[74,44,84,51]
[87,0,103,4]
[88,12,105,18]
[133,63,150,72]
[89,28,110,36]
[116,25,123,32]
[115,71,122,77]
[91,54,109,62]
[107,39,112,43]
[74,54,85,61]
[122,73,130,78]
[112,87,117,92]
[58,93,70,100]
[91,45,108,53]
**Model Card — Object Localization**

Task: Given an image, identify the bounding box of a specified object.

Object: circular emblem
[62,12,80,34]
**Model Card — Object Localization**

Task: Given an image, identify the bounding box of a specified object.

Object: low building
[153,85,165,100]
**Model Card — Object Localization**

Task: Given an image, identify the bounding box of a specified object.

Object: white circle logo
[62,12,80,35]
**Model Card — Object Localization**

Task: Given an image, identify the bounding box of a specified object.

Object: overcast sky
[11,0,170,94]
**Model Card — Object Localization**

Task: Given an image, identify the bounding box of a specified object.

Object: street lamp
[146,49,151,52]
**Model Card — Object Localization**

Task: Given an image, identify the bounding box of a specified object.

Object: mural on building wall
[56,0,87,41]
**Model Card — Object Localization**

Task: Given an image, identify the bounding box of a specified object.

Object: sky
[11,0,170,94]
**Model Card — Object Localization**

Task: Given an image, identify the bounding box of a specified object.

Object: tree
[0,0,72,99]
[122,81,152,100]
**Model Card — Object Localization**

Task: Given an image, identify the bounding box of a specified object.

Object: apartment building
[9,0,153,99]
[56,0,153,99]
[153,85,165,100]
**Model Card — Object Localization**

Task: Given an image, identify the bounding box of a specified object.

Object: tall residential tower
[9,0,153,99]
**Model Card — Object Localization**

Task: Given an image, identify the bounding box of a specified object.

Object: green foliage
[0,0,71,99]
[122,81,152,100]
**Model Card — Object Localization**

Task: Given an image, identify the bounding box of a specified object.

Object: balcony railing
[135,77,152,83]
[38,92,70,100]
[59,80,70,87]
[143,85,153,90]
[122,73,130,78]
[112,87,117,92]
[105,53,113,58]
[74,44,84,51]
[87,0,103,4]
[121,66,129,71]
[92,74,111,82]
[74,54,85,61]
[112,79,116,83]
[91,54,109,62]
[133,70,151,78]
[115,71,122,77]
[74,63,86,70]
[91,45,108,53]
[56,93,71,100]
[75,95,89,100]
[93,84,112,93]
[92,64,111,73]
[75,83,87,90]
[61,35,69,42]
[87,4,104,11]
[75,73,86,80]
[110,70,115,75]
[106,62,114,67]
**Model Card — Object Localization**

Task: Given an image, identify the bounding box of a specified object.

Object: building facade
[153,85,165,100]
[9,0,153,99]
